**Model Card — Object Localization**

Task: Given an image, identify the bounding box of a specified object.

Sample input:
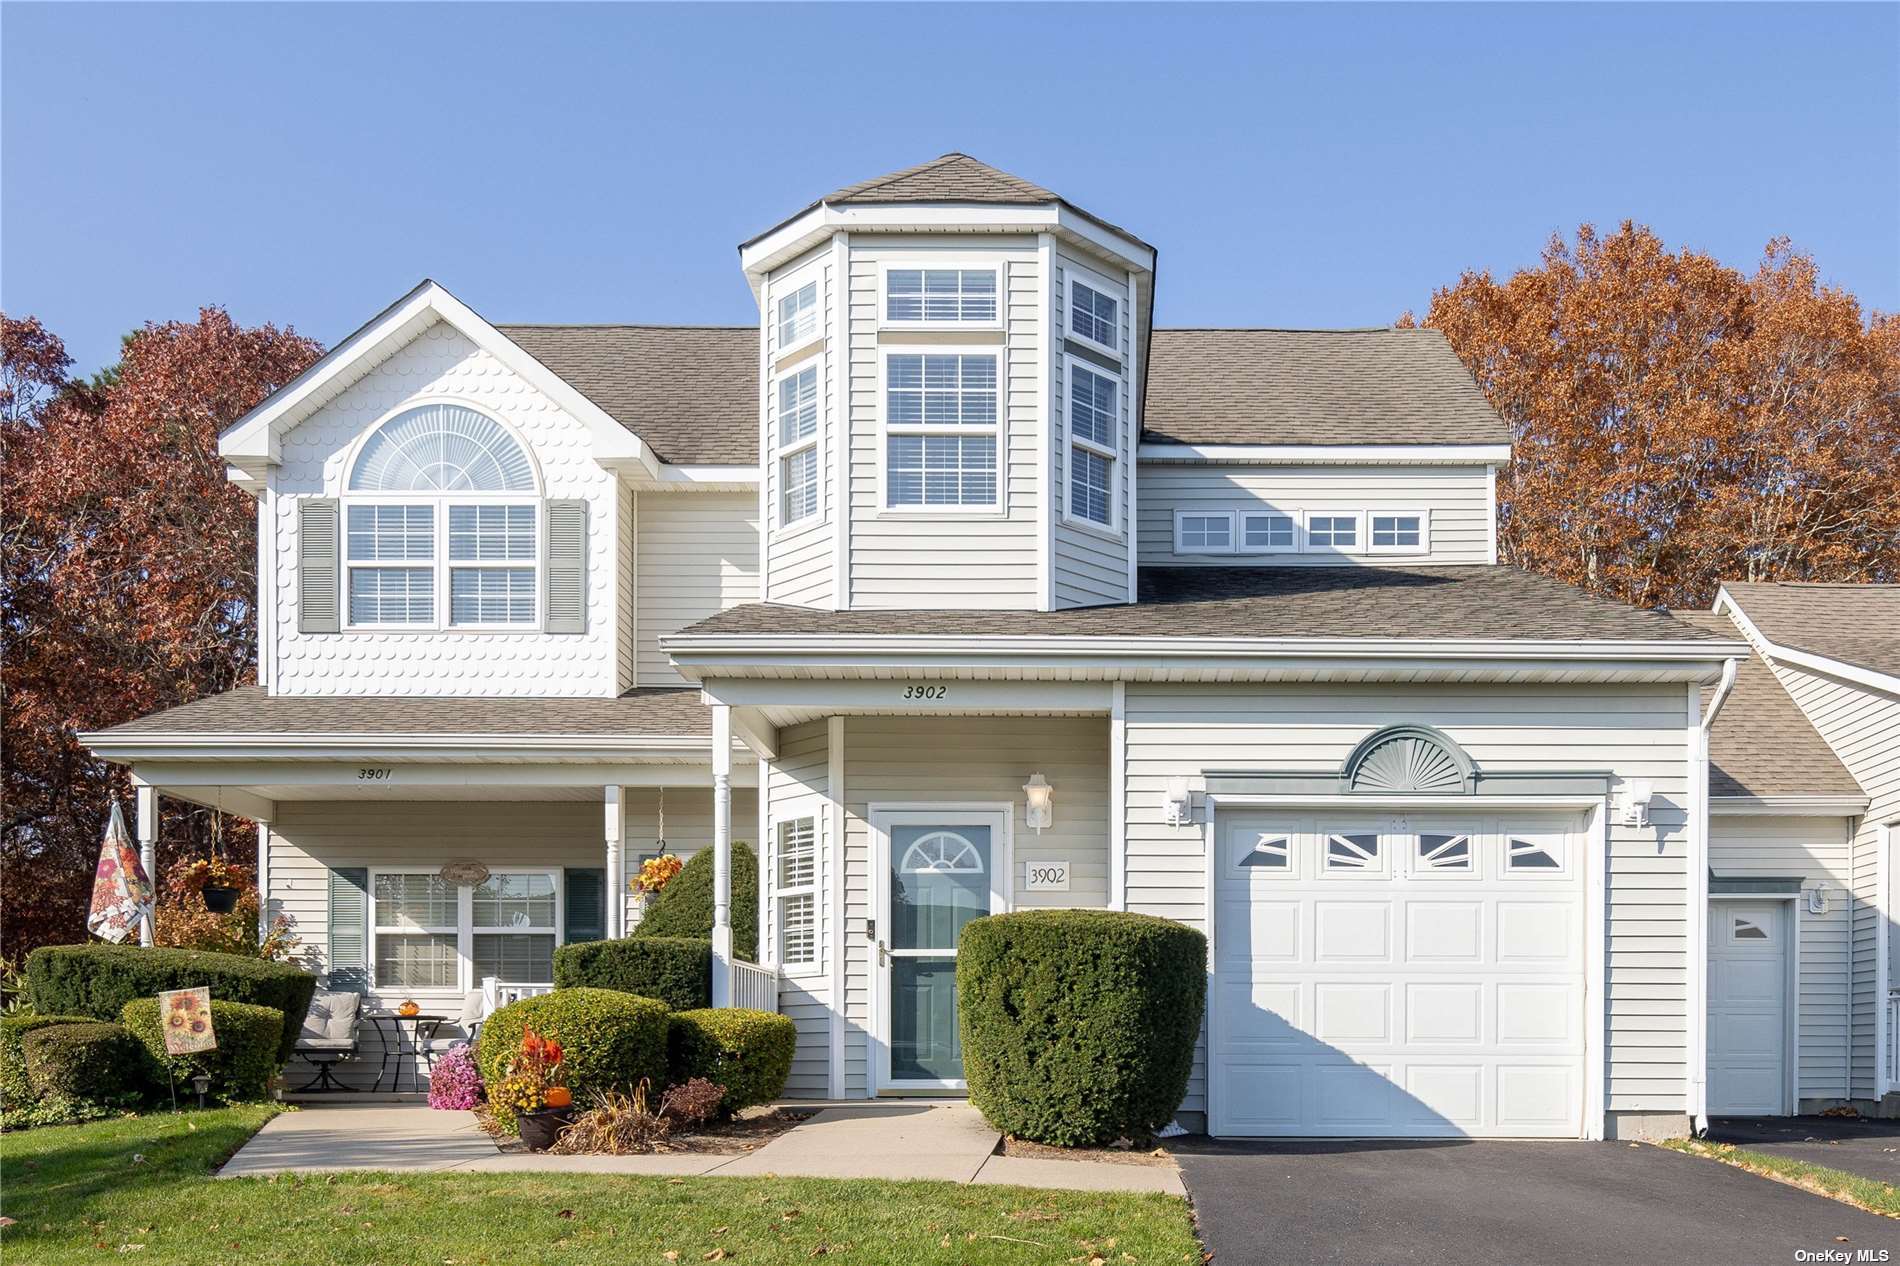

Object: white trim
[1302,509,1366,556]
[1122,268,1141,600]
[1109,680,1126,911]
[1138,442,1512,466]
[656,464,761,486]
[875,343,1005,516]
[826,715,847,1097]
[769,812,823,976]
[1687,683,1709,1132]
[1707,893,1801,1116]
[1880,820,1894,1096]
[1059,353,1123,534]
[1036,234,1055,610]
[1061,259,1124,360]
[367,864,563,998]
[1714,587,1900,698]
[771,362,824,534]
[830,233,851,609]
[875,257,1006,333]
[1173,508,1237,555]
[1366,508,1432,556]
[1710,794,1869,816]
[867,802,1013,1095]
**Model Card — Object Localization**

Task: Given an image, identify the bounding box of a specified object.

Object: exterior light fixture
[1619,779,1654,828]
[1164,776,1194,828]
[1022,773,1054,834]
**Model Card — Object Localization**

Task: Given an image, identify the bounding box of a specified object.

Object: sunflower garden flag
[159,988,217,1055]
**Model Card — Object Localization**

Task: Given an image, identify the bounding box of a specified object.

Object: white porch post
[255,822,271,947]
[711,704,733,1007]
[134,781,158,946]
[603,785,625,940]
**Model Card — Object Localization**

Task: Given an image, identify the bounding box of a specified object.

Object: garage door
[1211,813,1587,1137]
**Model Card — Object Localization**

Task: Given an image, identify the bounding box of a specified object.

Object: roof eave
[1709,793,1870,816]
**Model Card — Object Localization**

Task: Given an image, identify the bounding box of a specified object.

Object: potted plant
[498,1027,571,1151]
[633,853,683,909]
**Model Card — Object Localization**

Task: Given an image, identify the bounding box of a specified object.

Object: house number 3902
[357,767,393,781]
[902,685,948,701]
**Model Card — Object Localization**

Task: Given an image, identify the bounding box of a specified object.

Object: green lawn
[1662,1137,1900,1218]
[1,1107,1202,1265]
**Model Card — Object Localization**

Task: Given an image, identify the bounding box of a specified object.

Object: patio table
[368,1013,446,1094]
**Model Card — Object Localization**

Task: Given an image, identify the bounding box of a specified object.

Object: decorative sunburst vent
[1340,725,1475,795]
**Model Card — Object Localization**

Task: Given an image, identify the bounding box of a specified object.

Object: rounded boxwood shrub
[958,909,1206,1146]
[632,843,759,960]
[26,944,316,1064]
[474,987,669,1104]
[667,1007,795,1114]
[21,1022,148,1106]
[1,1013,94,1110]
[554,936,711,1011]
[120,997,285,1102]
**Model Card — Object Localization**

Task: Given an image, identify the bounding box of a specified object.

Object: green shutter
[544,499,587,633]
[564,867,606,944]
[327,867,369,993]
[299,498,341,633]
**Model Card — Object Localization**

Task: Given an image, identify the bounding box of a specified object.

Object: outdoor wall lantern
[1022,773,1054,834]
[1164,776,1194,828]
[1619,778,1654,828]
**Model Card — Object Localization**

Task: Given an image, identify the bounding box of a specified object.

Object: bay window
[1065,360,1118,527]
[884,352,999,508]
[371,868,562,992]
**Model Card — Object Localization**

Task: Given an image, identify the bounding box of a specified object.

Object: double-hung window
[1066,361,1118,527]
[1068,273,1120,355]
[372,873,459,991]
[777,280,818,350]
[884,268,998,325]
[470,872,558,984]
[344,403,540,629]
[371,868,561,993]
[775,817,818,969]
[884,352,999,508]
[776,365,820,527]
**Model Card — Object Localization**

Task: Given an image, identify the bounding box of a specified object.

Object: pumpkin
[542,1085,572,1109]
[397,1000,421,1017]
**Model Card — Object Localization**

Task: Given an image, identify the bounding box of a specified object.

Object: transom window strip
[1070,280,1118,348]
[1178,512,1233,552]
[1372,514,1423,548]
[778,281,818,348]
[1308,514,1358,548]
[886,269,997,323]
[1242,512,1295,550]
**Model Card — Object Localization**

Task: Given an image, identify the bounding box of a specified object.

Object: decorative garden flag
[159,988,217,1055]
[86,801,153,944]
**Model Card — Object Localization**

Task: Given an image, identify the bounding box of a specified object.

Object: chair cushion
[301,990,362,1044]
[296,1037,355,1054]
[455,989,486,1031]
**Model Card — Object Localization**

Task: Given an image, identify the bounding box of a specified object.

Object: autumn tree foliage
[1,310,321,958]
[1406,225,1900,608]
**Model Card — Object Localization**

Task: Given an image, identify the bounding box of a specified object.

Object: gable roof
[498,325,757,466]
[1675,611,1864,800]
[1720,582,1900,683]
[1142,327,1510,447]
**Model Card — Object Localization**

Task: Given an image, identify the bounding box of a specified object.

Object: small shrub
[958,909,1206,1147]
[475,989,668,1113]
[428,1045,483,1111]
[26,943,315,1063]
[659,1076,725,1127]
[666,1008,794,1114]
[553,937,711,1011]
[547,1082,671,1155]
[1,1013,93,1111]
[21,1022,147,1106]
[631,842,760,960]
[120,997,284,1102]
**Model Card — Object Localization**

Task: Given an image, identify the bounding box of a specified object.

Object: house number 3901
[357,767,393,781]
[902,684,948,700]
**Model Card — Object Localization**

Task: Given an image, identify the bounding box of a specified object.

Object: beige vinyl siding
[1050,253,1133,608]
[1710,813,1856,1100]
[764,250,837,608]
[845,240,1041,608]
[762,720,833,1097]
[838,715,1112,1095]
[635,491,760,687]
[1121,683,1694,1121]
[1137,463,1494,566]
[1762,662,1900,1099]
[616,785,758,935]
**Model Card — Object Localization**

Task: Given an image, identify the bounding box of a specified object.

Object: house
[85,152,1892,1140]
[1688,584,1900,1117]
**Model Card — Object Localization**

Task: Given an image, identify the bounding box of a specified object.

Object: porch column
[255,822,271,948]
[134,782,158,946]
[710,704,733,1006]
[603,785,625,940]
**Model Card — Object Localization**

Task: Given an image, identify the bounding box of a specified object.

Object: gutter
[1691,655,1741,1135]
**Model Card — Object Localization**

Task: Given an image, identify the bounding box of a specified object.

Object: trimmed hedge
[1,1013,94,1110]
[667,1008,795,1115]
[26,944,316,1063]
[475,987,669,1103]
[121,998,285,1103]
[22,1022,148,1105]
[632,843,760,960]
[553,936,711,1011]
[958,909,1206,1146]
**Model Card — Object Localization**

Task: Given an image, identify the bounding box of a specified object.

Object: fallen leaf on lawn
[940,1234,952,1248]
[664,1252,680,1262]
[712,1226,729,1236]
[557,1210,574,1220]
[117,1246,144,1254]
[781,1210,802,1221]
[702,1251,728,1262]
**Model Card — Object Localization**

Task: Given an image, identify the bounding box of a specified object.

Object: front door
[1708,900,1790,1115]
[872,808,1009,1092]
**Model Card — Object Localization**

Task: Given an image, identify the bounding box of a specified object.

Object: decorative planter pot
[517,1106,573,1152]
[201,884,241,914]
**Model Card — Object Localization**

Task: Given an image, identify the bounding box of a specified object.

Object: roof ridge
[1155,325,1421,335]
[499,322,754,332]
[829,152,971,202]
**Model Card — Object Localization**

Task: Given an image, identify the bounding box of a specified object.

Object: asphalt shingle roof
[675,566,1733,644]
[1142,327,1509,447]
[1721,582,1900,681]
[1676,612,1864,799]
[89,687,712,739]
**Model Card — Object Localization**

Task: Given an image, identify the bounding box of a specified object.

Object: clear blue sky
[5,2,1895,378]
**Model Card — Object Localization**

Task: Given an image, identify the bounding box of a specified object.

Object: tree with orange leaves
[1406,224,1899,609]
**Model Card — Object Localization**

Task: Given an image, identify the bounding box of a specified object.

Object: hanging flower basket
[201,883,241,914]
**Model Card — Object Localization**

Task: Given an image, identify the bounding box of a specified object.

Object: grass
[1,1106,1202,1265]
[1661,1137,1900,1219]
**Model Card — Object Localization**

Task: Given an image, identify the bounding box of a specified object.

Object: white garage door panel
[1213,814,1587,1138]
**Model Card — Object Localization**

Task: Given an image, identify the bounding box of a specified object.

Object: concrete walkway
[218,1103,1184,1194]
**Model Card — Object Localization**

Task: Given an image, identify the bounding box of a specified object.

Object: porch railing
[729,958,778,1012]
[482,977,554,1015]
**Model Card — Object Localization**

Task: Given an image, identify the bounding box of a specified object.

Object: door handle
[877,940,888,967]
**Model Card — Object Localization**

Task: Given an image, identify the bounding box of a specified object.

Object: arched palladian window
[343,404,540,628]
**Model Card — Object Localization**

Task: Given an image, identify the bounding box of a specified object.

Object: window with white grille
[777,365,821,527]
[1066,361,1118,527]
[884,268,998,325]
[1239,511,1297,553]
[776,817,819,968]
[884,353,999,507]
[1305,512,1362,552]
[1369,512,1428,554]
[372,869,561,992]
[1069,278,1119,352]
[1175,510,1235,554]
[778,280,818,349]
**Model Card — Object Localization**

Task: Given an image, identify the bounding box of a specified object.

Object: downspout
[1691,656,1740,1134]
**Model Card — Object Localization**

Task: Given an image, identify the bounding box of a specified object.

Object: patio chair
[427,989,489,1059]
[292,990,362,1093]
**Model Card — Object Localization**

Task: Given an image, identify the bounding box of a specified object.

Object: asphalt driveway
[1174,1136,1899,1265]
[1708,1115,1900,1186]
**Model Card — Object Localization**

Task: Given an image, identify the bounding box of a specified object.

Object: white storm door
[871,807,1009,1092]
[1708,900,1791,1115]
